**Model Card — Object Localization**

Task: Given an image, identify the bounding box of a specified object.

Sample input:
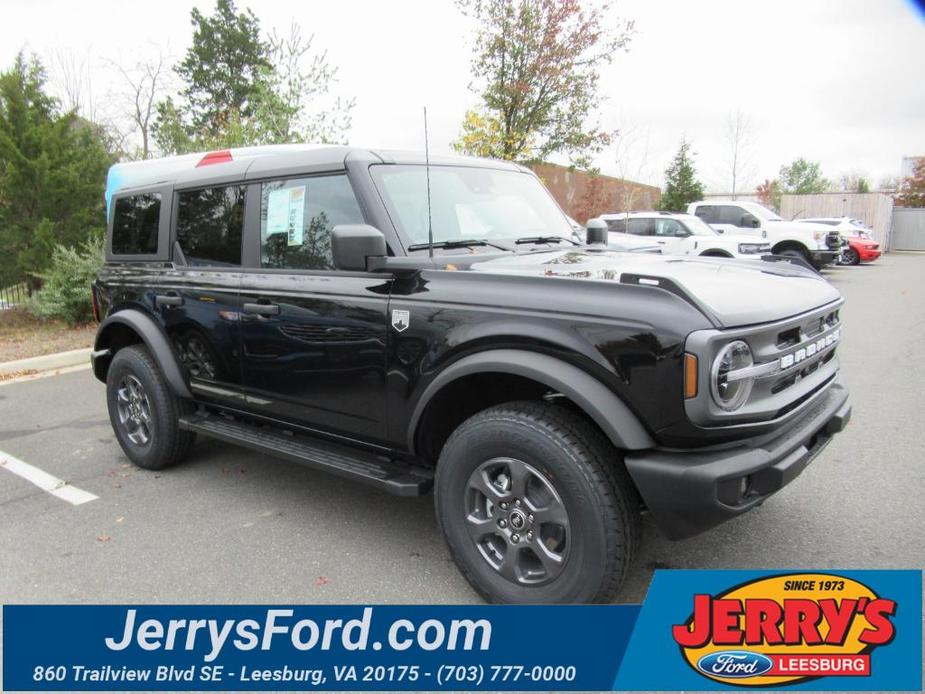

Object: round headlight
[711,340,754,411]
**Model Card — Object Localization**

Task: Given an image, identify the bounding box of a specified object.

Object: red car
[842,233,881,265]
[797,218,882,265]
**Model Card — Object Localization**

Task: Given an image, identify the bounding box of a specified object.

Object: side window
[693,205,716,224]
[260,174,364,271]
[112,193,161,255]
[717,205,746,226]
[605,218,627,233]
[176,185,245,266]
[627,219,653,236]
[655,219,683,236]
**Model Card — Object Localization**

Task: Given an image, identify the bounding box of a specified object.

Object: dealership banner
[3,570,921,692]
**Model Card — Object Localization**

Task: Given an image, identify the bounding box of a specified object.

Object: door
[652,218,691,254]
[162,184,247,407]
[238,173,392,443]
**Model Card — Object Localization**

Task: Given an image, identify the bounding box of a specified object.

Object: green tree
[0,53,111,285]
[175,0,270,137]
[658,139,704,212]
[894,158,925,208]
[154,2,353,154]
[779,157,828,195]
[453,0,633,167]
[839,172,871,194]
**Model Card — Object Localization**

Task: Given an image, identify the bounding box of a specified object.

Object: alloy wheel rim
[464,457,570,585]
[116,374,153,446]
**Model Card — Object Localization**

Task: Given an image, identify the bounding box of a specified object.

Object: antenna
[424,106,434,259]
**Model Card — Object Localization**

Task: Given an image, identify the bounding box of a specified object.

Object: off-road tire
[106,345,195,470]
[435,401,640,604]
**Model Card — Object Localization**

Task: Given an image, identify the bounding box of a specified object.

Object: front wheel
[435,401,640,604]
[106,345,195,470]
[842,247,860,265]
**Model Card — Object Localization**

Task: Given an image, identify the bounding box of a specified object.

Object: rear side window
[259,174,364,271]
[627,218,654,236]
[176,186,245,266]
[112,193,161,255]
[693,205,716,224]
[604,219,627,232]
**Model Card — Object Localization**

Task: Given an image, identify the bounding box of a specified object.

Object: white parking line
[0,451,98,505]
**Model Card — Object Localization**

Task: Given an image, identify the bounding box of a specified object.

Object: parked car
[796,217,881,265]
[568,214,661,253]
[687,200,842,269]
[92,145,851,604]
[598,212,771,259]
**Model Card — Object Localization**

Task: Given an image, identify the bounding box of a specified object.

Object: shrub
[29,233,104,325]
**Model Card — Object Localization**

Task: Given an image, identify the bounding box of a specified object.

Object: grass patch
[0,308,95,363]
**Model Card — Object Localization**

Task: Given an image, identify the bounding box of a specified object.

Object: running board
[179,413,432,496]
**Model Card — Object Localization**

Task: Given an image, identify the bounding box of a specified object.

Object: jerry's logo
[672,573,897,686]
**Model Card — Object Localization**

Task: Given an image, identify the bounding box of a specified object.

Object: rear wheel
[435,401,639,604]
[106,345,195,470]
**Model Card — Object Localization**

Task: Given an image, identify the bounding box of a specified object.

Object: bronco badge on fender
[672,572,898,687]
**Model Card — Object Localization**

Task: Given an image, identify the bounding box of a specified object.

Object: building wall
[528,163,661,223]
[780,192,894,250]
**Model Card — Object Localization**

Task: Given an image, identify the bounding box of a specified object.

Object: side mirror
[331,224,387,272]
[585,218,608,245]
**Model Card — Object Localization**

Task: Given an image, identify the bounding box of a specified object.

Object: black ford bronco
[92,145,851,603]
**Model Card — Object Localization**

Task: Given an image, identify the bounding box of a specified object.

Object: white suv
[687,200,841,269]
[598,212,770,259]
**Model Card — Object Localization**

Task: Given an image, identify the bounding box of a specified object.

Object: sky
[3,0,924,192]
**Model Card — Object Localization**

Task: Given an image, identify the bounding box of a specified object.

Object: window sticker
[287,186,305,246]
[266,186,306,246]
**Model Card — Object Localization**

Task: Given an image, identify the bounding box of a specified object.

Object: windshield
[370,165,572,248]
[681,216,719,236]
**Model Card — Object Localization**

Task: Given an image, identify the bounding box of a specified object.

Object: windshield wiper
[514,235,578,245]
[407,239,510,252]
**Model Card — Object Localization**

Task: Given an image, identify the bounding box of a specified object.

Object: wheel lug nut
[499,502,508,510]
[528,514,534,522]
[498,519,507,528]
[514,499,521,506]
[526,531,533,541]
[511,533,520,543]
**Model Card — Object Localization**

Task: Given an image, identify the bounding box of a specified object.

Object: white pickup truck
[598,212,770,259]
[687,200,841,269]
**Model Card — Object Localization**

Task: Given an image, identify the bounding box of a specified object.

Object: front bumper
[624,379,850,540]
[809,249,839,267]
[859,248,881,262]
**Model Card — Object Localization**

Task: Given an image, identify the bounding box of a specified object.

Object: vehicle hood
[467,248,841,328]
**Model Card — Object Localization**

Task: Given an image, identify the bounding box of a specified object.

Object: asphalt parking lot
[1,253,923,605]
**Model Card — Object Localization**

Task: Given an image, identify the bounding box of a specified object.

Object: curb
[0,348,91,376]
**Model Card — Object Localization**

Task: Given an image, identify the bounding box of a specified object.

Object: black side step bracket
[179,413,432,496]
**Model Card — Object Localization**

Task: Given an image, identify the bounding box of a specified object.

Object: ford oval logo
[696,650,774,678]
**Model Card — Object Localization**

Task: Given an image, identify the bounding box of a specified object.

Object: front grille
[684,300,843,427]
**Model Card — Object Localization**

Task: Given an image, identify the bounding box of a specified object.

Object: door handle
[243,302,280,316]
[155,293,183,308]
[656,240,667,245]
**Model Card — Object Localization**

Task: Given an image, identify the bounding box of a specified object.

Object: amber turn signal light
[684,353,698,399]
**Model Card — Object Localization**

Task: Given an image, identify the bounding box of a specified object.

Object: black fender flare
[93,309,192,399]
[408,349,655,453]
